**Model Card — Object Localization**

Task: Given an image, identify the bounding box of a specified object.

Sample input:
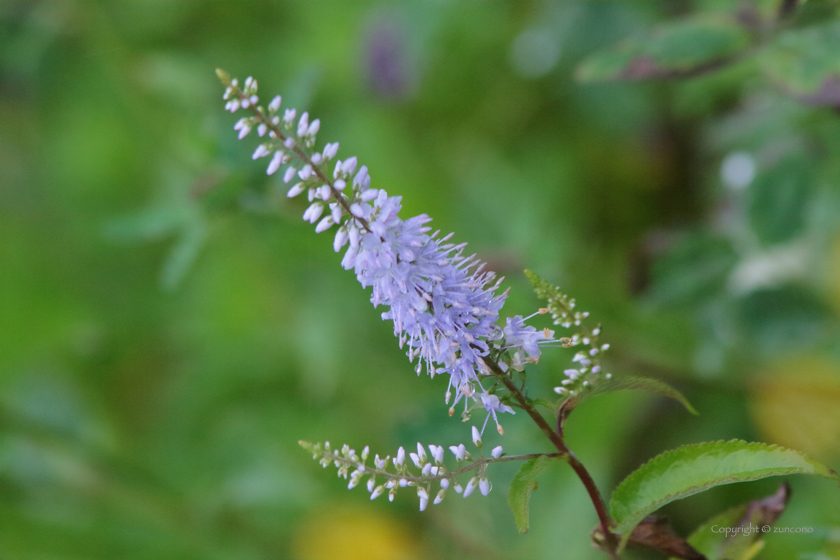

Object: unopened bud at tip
[215,68,231,84]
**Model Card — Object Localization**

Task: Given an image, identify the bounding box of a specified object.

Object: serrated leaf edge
[610,439,840,534]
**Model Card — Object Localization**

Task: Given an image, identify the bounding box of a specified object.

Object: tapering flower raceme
[298,439,509,510]
[523,270,612,398]
[218,70,557,429]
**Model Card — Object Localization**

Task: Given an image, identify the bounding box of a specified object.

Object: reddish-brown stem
[486,358,619,558]
[497,373,566,452]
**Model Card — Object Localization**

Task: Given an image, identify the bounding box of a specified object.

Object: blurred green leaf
[508,455,561,534]
[159,214,207,292]
[749,153,814,245]
[737,286,833,354]
[104,200,208,292]
[761,20,840,106]
[576,15,751,82]
[673,483,790,560]
[610,440,840,538]
[675,504,748,560]
[648,233,738,305]
[104,205,189,242]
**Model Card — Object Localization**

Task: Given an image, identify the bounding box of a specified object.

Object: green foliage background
[1,1,840,559]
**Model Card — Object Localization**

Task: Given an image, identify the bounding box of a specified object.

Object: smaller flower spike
[297,440,551,511]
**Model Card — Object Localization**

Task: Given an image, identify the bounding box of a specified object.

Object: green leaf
[576,15,751,82]
[761,20,840,106]
[610,440,840,538]
[737,286,832,356]
[648,233,738,305]
[748,153,814,246]
[103,205,188,242]
[674,483,790,560]
[508,455,560,533]
[566,375,698,416]
[159,215,207,292]
[677,504,747,560]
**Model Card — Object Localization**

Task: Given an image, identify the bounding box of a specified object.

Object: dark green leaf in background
[761,20,840,107]
[671,483,790,560]
[748,153,814,246]
[576,15,751,82]
[648,233,738,305]
[737,286,834,355]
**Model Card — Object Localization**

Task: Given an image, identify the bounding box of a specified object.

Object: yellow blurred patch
[749,356,840,463]
[292,505,422,560]
[829,235,840,313]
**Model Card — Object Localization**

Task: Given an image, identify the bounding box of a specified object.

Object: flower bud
[449,444,466,461]
[417,488,429,511]
[252,144,270,160]
[267,151,284,175]
[287,182,305,198]
[307,119,320,137]
[333,227,348,252]
[434,489,446,505]
[315,216,334,233]
[429,444,444,465]
[297,112,310,136]
[341,156,358,175]
[471,426,482,448]
[302,203,323,224]
[463,477,479,498]
[323,142,339,160]
[298,164,313,180]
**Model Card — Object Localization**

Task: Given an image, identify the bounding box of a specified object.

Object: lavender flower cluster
[219,70,556,432]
